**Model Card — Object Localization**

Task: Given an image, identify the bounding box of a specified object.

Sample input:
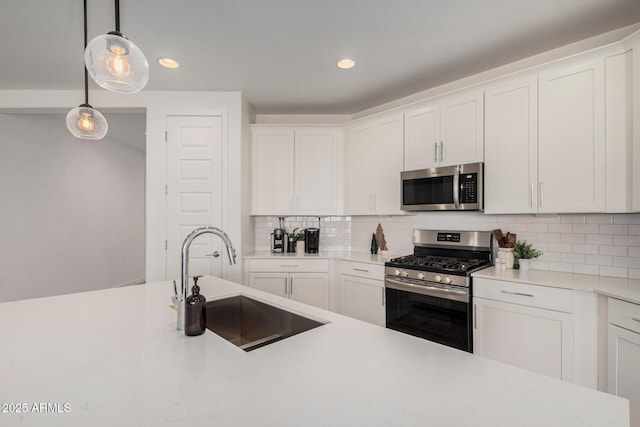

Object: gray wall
[0,113,146,302]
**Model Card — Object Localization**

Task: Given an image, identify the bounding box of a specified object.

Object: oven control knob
[417,272,425,280]
[394,269,401,276]
[434,275,442,282]
[401,271,409,278]
[444,276,452,284]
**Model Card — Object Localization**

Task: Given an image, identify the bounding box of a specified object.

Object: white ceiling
[3,0,640,114]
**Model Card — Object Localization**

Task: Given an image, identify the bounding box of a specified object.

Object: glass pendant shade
[66,105,108,140]
[84,31,149,93]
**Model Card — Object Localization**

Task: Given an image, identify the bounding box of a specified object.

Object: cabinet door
[249,272,288,298]
[290,272,329,310]
[294,130,338,215]
[369,113,404,215]
[344,124,374,214]
[474,297,573,381]
[341,275,385,326]
[251,130,294,215]
[440,92,484,166]
[608,324,640,426]
[404,103,440,170]
[484,78,538,214]
[538,61,605,213]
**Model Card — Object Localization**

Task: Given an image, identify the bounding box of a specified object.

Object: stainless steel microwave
[401,162,483,211]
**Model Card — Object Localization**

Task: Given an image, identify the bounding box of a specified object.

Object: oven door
[385,277,472,352]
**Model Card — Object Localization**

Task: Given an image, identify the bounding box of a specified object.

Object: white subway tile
[561,253,585,264]
[527,223,549,233]
[540,251,560,262]
[614,213,640,224]
[537,233,562,243]
[629,269,640,280]
[549,243,573,253]
[629,225,640,236]
[548,262,573,273]
[561,234,586,244]
[613,257,640,269]
[573,264,600,276]
[561,214,586,224]
[614,235,640,246]
[549,224,573,233]
[530,260,548,270]
[536,215,561,224]
[586,234,613,245]
[630,247,640,257]
[586,254,613,266]
[599,224,627,235]
[600,245,628,257]
[572,244,598,255]
[572,224,599,234]
[599,266,628,278]
[585,214,613,224]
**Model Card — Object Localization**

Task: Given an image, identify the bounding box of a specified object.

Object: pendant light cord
[83,0,89,105]
[114,0,120,32]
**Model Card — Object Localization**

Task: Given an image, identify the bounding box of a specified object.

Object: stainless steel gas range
[384,230,493,352]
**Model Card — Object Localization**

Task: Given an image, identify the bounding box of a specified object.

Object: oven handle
[385,277,469,302]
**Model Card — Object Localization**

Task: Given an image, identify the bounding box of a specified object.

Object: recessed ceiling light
[337,58,356,70]
[158,58,180,69]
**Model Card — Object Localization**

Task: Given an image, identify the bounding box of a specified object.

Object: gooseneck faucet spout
[181,226,237,301]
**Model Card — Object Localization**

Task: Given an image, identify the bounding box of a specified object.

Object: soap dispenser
[185,275,206,336]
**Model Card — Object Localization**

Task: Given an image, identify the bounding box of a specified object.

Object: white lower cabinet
[247,259,330,310]
[339,261,385,326]
[608,298,640,427]
[473,277,598,387]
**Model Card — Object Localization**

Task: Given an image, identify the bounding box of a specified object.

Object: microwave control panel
[459,173,478,204]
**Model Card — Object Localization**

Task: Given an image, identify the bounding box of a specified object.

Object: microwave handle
[453,165,460,209]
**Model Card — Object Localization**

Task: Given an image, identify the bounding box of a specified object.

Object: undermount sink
[205,295,325,351]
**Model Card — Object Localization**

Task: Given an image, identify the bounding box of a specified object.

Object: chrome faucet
[181,226,237,301]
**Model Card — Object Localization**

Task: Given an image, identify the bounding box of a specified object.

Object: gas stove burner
[388,255,490,274]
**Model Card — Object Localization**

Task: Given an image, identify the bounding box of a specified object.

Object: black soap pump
[185,275,206,336]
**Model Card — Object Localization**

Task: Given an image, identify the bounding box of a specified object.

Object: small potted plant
[292,228,305,253]
[513,240,543,270]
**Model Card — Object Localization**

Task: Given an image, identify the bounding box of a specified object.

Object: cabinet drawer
[249,259,329,273]
[473,278,573,313]
[609,298,640,334]
[340,261,384,281]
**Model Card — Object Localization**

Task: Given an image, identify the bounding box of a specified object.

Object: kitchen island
[0,277,629,426]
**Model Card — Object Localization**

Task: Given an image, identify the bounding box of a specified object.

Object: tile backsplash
[254,213,640,279]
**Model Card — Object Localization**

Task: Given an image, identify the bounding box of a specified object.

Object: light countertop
[0,276,629,426]
[244,250,396,265]
[473,267,640,305]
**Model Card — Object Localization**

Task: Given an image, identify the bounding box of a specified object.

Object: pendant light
[67,0,108,141]
[84,0,149,93]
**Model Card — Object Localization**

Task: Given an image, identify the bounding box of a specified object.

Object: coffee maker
[271,217,288,253]
[304,228,320,253]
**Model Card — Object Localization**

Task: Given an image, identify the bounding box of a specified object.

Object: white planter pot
[296,241,305,253]
[518,259,531,270]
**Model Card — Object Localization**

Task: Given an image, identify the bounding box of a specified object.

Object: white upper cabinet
[251,126,340,215]
[538,60,605,213]
[344,113,404,215]
[484,77,538,214]
[404,90,483,170]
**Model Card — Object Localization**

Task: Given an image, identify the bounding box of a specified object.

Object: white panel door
[166,116,223,282]
[290,273,329,310]
[294,130,337,215]
[251,130,294,215]
[440,92,484,167]
[249,272,288,298]
[474,297,573,381]
[484,78,538,214]
[345,124,373,214]
[370,113,404,215]
[341,275,385,326]
[608,324,640,427]
[538,61,605,213]
[404,103,440,170]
